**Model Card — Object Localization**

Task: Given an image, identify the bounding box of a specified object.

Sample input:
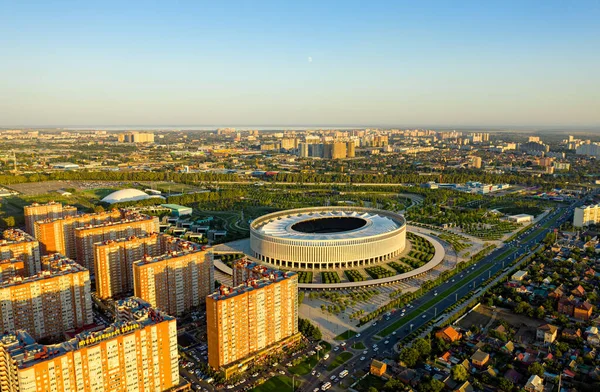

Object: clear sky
[1,0,599,128]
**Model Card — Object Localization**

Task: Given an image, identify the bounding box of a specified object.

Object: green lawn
[352,342,366,350]
[252,375,302,392]
[326,352,353,371]
[288,355,319,376]
[334,330,357,340]
[356,374,387,392]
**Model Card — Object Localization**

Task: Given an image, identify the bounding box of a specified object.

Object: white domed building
[101,188,165,204]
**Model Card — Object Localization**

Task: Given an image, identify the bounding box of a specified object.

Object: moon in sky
[308,56,313,63]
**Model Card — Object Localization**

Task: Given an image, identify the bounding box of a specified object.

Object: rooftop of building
[25,201,76,208]
[133,238,209,266]
[74,212,155,231]
[95,232,160,247]
[0,228,36,244]
[1,255,87,286]
[0,297,173,369]
[208,268,296,301]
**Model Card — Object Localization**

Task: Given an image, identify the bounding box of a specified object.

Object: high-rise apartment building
[0,297,185,392]
[94,233,162,299]
[0,229,41,275]
[574,204,600,228]
[75,213,159,274]
[207,261,299,378]
[0,258,25,281]
[346,141,356,158]
[34,210,122,259]
[0,254,92,340]
[471,156,482,169]
[24,201,77,235]
[133,239,213,316]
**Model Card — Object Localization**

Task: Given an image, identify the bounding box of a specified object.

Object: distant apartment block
[0,254,92,341]
[133,239,213,316]
[573,204,600,228]
[117,131,155,143]
[207,261,299,378]
[75,212,159,273]
[0,229,41,275]
[0,297,183,392]
[34,209,122,259]
[24,201,77,235]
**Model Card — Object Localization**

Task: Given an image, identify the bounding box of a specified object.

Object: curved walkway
[213,229,446,290]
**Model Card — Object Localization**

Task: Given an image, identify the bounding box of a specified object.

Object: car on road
[363,350,368,354]
[333,346,339,351]
[356,333,361,337]
[340,342,346,347]
[384,340,389,344]
[360,356,366,360]
[422,315,427,318]
[311,370,316,376]
[434,292,438,296]
[392,331,397,335]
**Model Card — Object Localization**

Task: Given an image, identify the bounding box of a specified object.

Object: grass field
[326,352,353,371]
[288,355,319,376]
[334,330,357,341]
[355,374,387,392]
[251,375,302,392]
[351,342,366,350]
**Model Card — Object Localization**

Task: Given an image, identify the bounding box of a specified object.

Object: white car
[356,333,361,337]
[360,356,366,361]
[384,340,390,344]
[363,350,368,354]
[392,331,397,335]
[422,315,427,318]
[340,342,346,347]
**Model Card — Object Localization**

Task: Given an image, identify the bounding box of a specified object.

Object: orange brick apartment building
[75,212,159,273]
[0,297,186,392]
[132,238,213,316]
[34,209,122,259]
[0,229,41,275]
[24,201,77,235]
[0,254,92,341]
[206,263,299,378]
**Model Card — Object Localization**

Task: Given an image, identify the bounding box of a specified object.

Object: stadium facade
[250,207,406,270]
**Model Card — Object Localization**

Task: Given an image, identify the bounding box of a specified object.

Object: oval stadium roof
[101,188,154,204]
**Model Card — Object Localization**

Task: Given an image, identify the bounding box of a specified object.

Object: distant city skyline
[1,1,599,127]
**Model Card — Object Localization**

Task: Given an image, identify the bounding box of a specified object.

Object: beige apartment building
[24,201,77,235]
[207,262,299,378]
[0,254,92,341]
[34,209,122,259]
[0,229,41,275]
[574,204,600,228]
[0,297,186,392]
[133,239,213,316]
[75,213,159,274]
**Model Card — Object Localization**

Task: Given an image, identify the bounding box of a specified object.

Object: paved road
[300,197,587,392]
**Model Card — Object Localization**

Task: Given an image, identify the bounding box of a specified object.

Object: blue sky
[1,1,599,127]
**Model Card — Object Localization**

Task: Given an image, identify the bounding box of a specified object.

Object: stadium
[249,207,406,270]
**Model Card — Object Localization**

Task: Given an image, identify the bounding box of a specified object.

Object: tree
[413,338,431,359]
[528,362,544,377]
[451,364,468,382]
[498,377,513,392]
[418,378,444,392]
[369,387,379,392]
[2,216,15,227]
[399,347,419,368]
